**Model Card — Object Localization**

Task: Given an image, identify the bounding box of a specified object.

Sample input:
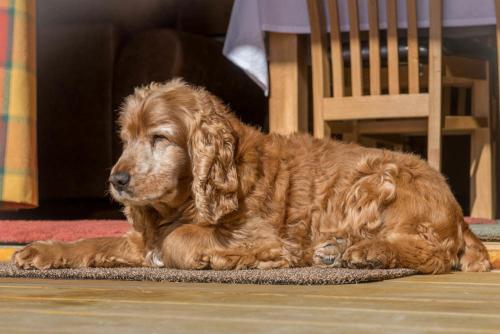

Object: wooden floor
[0,272,499,333]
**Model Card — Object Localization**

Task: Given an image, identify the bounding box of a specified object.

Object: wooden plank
[0,272,500,333]
[443,87,451,116]
[347,0,363,96]
[359,135,404,151]
[494,0,500,221]
[470,78,494,219]
[2,272,500,291]
[327,0,345,97]
[407,0,420,94]
[368,0,381,95]
[2,293,500,334]
[342,125,360,143]
[386,0,399,94]
[443,76,475,88]
[308,0,331,138]
[445,116,488,130]
[457,87,468,115]
[3,291,500,316]
[444,55,488,81]
[331,116,488,135]
[331,119,425,134]
[269,33,309,134]
[427,0,443,170]
[323,94,430,120]
[496,0,500,90]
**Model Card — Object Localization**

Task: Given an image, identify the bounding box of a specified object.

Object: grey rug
[470,224,500,242]
[0,263,417,285]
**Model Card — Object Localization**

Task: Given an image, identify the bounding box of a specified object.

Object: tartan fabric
[0,0,37,209]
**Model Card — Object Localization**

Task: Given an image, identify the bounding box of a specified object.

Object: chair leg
[324,122,332,138]
[427,24,443,171]
[269,33,309,134]
[470,78,494,218]
[342,121,359,143]
[427,123,442,171]
[443,87,452,116]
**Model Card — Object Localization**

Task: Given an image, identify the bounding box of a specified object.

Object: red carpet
[464,217,496,224]
[0,220,130,243]
[0,217,494,244]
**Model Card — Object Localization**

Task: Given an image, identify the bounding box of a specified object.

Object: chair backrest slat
[327,0,345,97]
[368,0,381,95]
[307,0,331,137]
[407,0,420,93]
[427,0,443,169]
[387,0,400,94]
[347,0,363,96]
[307,0,331,97]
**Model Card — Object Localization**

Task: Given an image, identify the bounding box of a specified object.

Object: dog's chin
[110,186,166,206]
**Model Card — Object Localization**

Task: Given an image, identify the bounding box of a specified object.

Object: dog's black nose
[109,172,130,191]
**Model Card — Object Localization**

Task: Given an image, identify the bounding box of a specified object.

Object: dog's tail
[458,220,491,272]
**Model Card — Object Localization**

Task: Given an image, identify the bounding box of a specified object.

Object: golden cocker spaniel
[14,79,491,274]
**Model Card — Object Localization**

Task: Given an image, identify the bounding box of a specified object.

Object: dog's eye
[152,135,168,146]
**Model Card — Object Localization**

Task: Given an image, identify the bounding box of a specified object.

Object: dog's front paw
[313,238,348,267]
[12,241,64,270]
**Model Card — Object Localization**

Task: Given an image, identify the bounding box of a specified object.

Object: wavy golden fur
[14,79,491,274]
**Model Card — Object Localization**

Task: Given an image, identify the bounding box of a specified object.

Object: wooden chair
[307,0,494,218]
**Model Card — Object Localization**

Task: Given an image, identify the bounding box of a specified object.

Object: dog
[13,79,491,273]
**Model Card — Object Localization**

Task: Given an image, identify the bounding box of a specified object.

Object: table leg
[268,32,308,134]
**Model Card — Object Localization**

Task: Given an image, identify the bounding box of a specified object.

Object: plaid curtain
[0,0,37,209]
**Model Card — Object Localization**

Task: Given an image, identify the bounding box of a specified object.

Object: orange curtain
[0,0,37,209]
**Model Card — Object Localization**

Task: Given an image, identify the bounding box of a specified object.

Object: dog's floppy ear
[188,91,239,224]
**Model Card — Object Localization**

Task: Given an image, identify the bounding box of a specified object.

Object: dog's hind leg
[458,221,491,272]
[313,231,460,274]
[341,234,455,274]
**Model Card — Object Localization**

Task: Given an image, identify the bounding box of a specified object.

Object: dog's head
[110,79,239,223]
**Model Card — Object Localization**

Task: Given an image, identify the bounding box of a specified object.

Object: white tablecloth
[223,0,497,94]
